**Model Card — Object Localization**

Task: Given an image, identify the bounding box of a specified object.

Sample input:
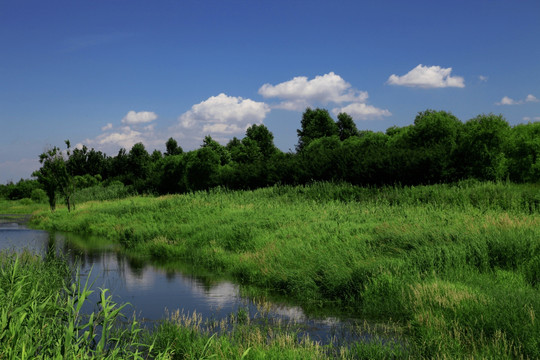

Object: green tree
[302,135,342,181]
[165,137,183,156]
[32,142,75,211]
[457,114,510,181]
[336,112,359,141]
[186,147,220,191]
[505,122,540,182]
[408,110,463,183]
[245,124,277,159]
[202,135,231,165]
[296,108,339,151]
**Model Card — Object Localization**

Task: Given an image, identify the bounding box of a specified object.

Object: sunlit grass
[27,181,540,358]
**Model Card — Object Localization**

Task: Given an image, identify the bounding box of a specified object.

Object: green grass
[1,251,404,359]
[0,198,47,215]
[27,181,540,358]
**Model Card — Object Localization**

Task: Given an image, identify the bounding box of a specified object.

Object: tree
[128,143,151,192]
[245,124,277,159]
[32,141,75,211]
[457,114,510,181]
[296,108,339,151]
[505,122,540,182]
[408,110,463,183]
[336,112,359,141]
[165,137,183,156]
[202,135,231,165]
[186,147,220,191]
[302,135,342,181]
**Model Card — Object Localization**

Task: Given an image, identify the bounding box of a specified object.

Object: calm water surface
[0,215,379,345]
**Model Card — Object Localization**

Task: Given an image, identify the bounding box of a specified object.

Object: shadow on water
[0,215,404,347]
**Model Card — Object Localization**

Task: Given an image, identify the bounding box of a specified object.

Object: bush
[30,188,47,203]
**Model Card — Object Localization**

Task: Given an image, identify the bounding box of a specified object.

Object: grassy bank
[0,251,406,359]
[29,181,540,358]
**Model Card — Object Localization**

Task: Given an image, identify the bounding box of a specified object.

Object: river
[0,214,386,346]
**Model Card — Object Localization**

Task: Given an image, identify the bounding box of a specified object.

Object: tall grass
[0,251,404,359]
[30,181,540,358]
[0,250,168,359]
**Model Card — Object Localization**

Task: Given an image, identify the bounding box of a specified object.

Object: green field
[9,181,540,358]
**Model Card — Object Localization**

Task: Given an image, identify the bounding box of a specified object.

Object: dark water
[0,215,385,345]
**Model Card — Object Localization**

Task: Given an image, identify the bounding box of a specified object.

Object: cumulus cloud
[479,75,489,82]
[332,103,391,120]
[177,93,270,134]
[497,94,539,105]
[258,72,390,121]
[525,94,539,103]
[259,72,368,111]
[79,110,162,154]
[387,64,465,88]
[497,96,518,105]
[121,110,158,125]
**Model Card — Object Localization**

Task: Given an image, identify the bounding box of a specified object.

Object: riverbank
[24,182,540,357]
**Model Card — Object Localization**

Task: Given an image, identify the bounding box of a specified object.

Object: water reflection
[0,218,393,345]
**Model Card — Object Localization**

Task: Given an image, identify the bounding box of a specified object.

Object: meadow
[10,181,540,358]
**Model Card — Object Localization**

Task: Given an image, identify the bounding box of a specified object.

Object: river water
[0,215,384,345]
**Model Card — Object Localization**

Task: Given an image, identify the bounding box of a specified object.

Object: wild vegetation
[29,181,540,358]
[2,109,540,207]
[0,250,409,359]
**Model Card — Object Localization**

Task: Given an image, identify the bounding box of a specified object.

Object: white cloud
[479,75,489,82]
[387,64,465,88]
[177,93,270,137]
[101,123,113,131]
[259,72,368,111]
[497,96,518,105]
[523,116,540,122]
[497,94,539,105]
[332,103,391,120]
[121,110,158,125]
[81,111,163,154]
[257,72,390,121]
[525,94,539,103]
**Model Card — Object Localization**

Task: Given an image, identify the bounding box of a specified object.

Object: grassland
[24,181,540,358]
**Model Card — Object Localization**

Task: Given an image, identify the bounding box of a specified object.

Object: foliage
[296,108,339,152]
[10,108,540,201]
[32,141,75,211]
[0,251,172,359]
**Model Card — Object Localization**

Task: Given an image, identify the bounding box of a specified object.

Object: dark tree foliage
[302,136,342,182]
[456,114,510,181]
[245,124,277,159]
[505,122,540,182]
[408,110,462,183]
[297,108,339,152]
[186,147,220,191]
[336,112,359,141]
[165,137,183,156]
[24,108,540,201]
[32,144,75,211]
[67,145,107,178]
[128,143,151,192]
[202,136,231,166]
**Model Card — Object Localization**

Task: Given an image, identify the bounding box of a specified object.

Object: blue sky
[1,0,539,183]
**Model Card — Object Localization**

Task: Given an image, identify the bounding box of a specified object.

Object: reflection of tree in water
[126,256,145,277]
[165,270,176,281]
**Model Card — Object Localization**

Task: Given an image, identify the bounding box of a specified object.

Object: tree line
[2,108,540,209]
